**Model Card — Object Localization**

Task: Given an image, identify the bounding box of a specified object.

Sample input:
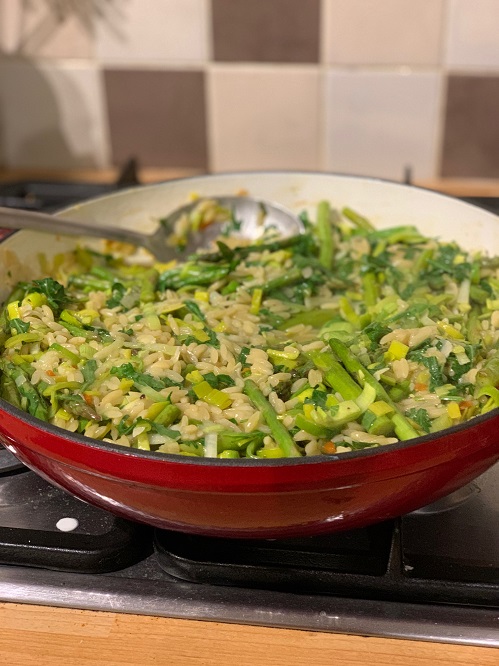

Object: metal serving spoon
[0,196,303,262]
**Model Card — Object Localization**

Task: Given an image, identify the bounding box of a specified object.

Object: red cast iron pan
[0,172,498,539]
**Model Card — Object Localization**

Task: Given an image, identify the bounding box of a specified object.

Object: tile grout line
[433,0,452,180]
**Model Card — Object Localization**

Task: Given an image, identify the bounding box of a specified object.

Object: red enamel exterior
[0,400,498,538]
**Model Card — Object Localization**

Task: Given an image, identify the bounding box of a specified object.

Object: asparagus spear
[316,201,334,270]
[243,379,302,457]
[158,262,231,290]
[308,350,362,399]
[328,338,420,440]
[342,207,375,232]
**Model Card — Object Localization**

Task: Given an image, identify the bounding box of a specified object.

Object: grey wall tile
[104,69,208,169]
[441,76,499,178]
[212,0,320,63]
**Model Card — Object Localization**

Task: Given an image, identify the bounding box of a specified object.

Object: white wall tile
[325,70,442,180]
[446,0,499,69]
[0,58,110,169]
[208,65,320,171]
[96,0,209,64]
[322,0,445,66]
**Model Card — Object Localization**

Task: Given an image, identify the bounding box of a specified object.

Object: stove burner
[411,480,480,514]
[0,469,60,509]
[0,469,152,572]
[153,466,499,605]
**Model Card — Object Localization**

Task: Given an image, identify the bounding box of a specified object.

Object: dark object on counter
[0,180,115,212]
[0,158,141,212]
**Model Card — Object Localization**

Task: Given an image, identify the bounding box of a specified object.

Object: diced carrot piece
[322,441,337,455]
[414,382,428,392]
[459,399,474,410]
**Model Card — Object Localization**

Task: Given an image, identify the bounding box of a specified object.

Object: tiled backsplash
[1,0,499,180]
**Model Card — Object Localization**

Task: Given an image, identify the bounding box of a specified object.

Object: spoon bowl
[0,196,302,262]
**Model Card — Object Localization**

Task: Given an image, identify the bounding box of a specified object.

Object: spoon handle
[0,206,150,246]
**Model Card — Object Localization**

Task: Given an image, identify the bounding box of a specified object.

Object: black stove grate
[154,464,499,607]
[0,466,152,573]
[1,459,498,608]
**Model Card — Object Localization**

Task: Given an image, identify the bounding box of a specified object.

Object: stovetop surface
[1,445,499,647]
[0,180,499,646]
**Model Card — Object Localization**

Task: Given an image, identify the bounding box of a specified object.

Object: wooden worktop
[2,167,499,197]
[0,602,497,666]
[0,169,498,664]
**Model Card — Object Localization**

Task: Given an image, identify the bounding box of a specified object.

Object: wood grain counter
[0,603,497,666]
[0,170,498,664]
[2,168,499,198]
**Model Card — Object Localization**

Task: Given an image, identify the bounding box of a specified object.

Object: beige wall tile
[325,70,442,180]
[0,0,93,58]
[96,0,209,64]
[0,57,109,169]
[208,66,320,171]
[322,0,445,66]
[446,0,499,68]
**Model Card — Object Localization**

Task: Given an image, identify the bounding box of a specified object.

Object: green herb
[9,318,30,334]
[202,372,235,389]
[27,277,67,312]
[406,407,432,433]
[110,363,180,389]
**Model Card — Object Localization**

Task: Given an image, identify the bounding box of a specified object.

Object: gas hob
[0,445,498,647]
